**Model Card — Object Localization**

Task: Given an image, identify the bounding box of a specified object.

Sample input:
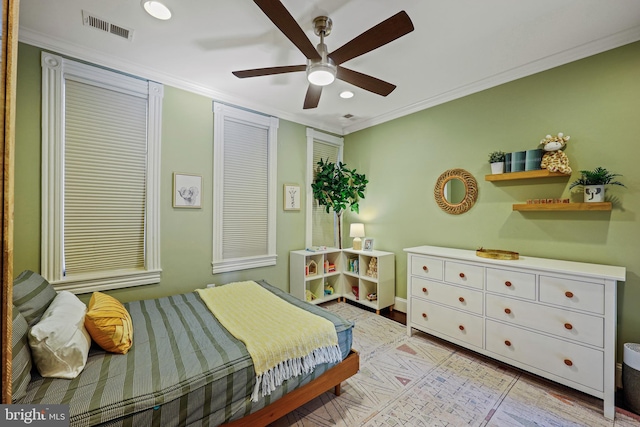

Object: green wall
[343,41,640,348]
[14,40,640,353]
[14,43,308,303]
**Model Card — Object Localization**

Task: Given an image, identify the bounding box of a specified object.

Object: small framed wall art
[284,184,301,211]
[173,173,202,208]
[363,238,374,251]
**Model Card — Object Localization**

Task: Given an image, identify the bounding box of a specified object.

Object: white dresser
[404,245,625,419]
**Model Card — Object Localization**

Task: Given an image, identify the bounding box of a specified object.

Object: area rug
[271,301,640,427]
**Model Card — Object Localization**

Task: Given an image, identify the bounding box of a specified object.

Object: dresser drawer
[539,276,604,315]
[444,261,484,290]
[410,255,443,280]
[486,294,604,347]
[485,320,603,391]
[486,268,536,300]
[411,299,483,348]
[412,277,483,315]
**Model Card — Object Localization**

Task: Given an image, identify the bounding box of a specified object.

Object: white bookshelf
[290,248,395,314]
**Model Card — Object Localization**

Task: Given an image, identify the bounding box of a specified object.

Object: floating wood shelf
[512,202,612,212]
[485,170,570,182]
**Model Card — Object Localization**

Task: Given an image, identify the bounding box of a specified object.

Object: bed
[11,273,358,427]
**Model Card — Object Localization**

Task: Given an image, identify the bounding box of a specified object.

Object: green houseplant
[311,159,368,249]
[569,167,626,202]
[488,151,506,163]
[488,151,506,174]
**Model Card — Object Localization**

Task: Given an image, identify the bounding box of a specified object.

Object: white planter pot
[490,162,505,174]
[584,185,605,202]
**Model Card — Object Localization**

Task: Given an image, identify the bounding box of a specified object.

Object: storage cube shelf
[290,248,395,314]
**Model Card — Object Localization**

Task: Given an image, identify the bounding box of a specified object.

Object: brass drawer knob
[459,272,465,278]
[458,325,465,331]
[505,340,512,347]
[505,281,512,287]
[564,323,573,330]
[504,308,512,314]
[422,312,427,318]
[565,291,574,298]
[422,265,428,272]
[564,359,573,367]
[422,287,427,293]
[458,297,465,303]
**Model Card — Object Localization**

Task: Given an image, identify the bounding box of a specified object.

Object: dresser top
[404,245,626,281]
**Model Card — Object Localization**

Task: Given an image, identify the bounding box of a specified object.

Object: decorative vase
[490,162,505,174]
[584,185,605,202]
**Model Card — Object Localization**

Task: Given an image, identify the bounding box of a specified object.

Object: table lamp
[350,223,365,250]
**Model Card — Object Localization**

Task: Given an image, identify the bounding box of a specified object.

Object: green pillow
[11,306,32,401]
[13,270,57,327]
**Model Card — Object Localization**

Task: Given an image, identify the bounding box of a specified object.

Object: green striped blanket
[16,281,353,426]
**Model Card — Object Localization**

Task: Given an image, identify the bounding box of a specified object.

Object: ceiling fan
[232,0,414,109]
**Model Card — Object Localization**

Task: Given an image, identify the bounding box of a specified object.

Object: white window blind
[212,103,278,273]
[312,141,339,247]
[222,120,269,259]
[305,128,343,248]
[41,52,162,293]
[64,80,147,275]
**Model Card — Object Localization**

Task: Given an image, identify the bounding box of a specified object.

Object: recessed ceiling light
[142,0,172,20]
[340,91,354,99]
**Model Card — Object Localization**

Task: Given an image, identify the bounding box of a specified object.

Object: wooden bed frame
[223,350,360,426]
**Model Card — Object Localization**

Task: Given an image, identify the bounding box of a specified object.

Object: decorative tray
[476,248,519,260]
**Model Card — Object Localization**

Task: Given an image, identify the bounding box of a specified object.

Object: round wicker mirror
[434,169,478,215]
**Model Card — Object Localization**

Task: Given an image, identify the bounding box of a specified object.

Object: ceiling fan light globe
[142,0,172,20]
[308,69,335,86]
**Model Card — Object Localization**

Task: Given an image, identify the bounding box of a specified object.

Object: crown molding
[342,25,640,135]
[18,27,345,135]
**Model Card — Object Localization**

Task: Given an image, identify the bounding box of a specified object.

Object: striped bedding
[16,280,354,427]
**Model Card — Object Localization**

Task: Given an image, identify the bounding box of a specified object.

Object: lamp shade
[350,223,365,238]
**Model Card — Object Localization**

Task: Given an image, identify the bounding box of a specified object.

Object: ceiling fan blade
[328,11,414,65]
[254,0,322,61]
[303,85,322,109]
[336,67,396,96]
[232,65,306,78]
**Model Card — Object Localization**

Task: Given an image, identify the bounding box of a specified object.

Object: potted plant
[569,167,626,202]
[311,159,368,248]
[488,151,506,174]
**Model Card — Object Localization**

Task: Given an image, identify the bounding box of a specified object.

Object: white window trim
[41,52,162,293]
[212,102,278,274]
[305,128,343,248]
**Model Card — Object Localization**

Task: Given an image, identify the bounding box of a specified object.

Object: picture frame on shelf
[284,184,301,210]
[363,238,374,251]
[173,173,202,208]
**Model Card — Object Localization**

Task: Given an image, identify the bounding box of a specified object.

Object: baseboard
[393,297,407,313]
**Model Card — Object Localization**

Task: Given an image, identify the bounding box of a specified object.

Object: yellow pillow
[84,292,133,354]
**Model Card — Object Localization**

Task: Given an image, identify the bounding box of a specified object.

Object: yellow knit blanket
[196,281,341,401]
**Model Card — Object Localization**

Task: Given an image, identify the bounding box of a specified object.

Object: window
[212,102,278,273]
[41,52,162,293]
[305,128,343,248]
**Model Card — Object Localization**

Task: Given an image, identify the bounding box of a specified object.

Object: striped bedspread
[197,281,341,401]
[16,280,354,427]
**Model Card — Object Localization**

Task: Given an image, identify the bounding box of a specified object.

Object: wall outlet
[206,283,216,288]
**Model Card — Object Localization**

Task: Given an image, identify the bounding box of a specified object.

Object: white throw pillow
[28,290,91,379]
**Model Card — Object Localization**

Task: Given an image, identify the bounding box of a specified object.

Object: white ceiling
[18,0,640,135]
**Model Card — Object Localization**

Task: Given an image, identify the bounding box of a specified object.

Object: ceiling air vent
[82,10,134,41]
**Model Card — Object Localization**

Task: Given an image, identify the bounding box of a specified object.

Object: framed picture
[173,173,202,208]
[284,184,301,210]
[363,238,374,251]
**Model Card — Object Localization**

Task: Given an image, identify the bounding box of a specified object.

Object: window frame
[40,52,162,293]
[212,102,278,274]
